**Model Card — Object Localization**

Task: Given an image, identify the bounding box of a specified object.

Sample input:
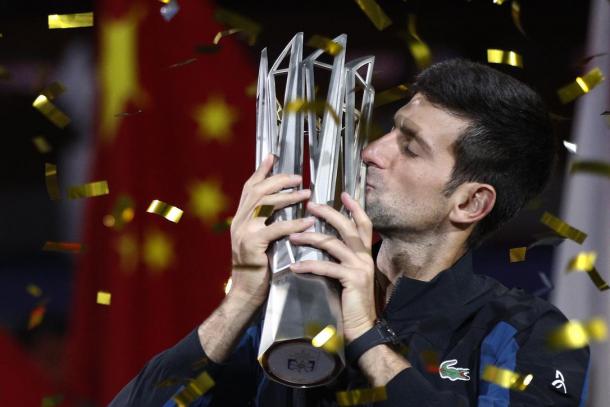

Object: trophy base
[259,339,344,388]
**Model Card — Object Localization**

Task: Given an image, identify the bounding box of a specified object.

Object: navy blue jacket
[110,252,590,406]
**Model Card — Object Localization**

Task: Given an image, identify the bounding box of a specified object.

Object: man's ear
[449,182,496,225]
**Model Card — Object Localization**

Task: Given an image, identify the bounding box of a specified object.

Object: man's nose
[362,132,393,168]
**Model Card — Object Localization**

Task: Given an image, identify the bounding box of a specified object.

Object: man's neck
[375,231,467,303]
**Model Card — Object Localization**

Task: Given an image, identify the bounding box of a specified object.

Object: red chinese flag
[64,0,256,404]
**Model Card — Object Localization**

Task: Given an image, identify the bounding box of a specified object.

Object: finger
[341,192,373,251]
[248,153,275,185]
[289,231,354,264]
[290,260,348,282]
[259,188,310,212]
[257,216,315,243]
[306,202,366,252]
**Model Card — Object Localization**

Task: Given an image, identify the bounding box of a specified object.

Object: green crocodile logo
[439,359,470,381]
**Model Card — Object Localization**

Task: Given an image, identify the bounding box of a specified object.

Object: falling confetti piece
[224,277,233,295]
[354,0,392,31]
[213,28,243,45]
[493,0,507,4]
[311,325,342,353]
[336,386,387,406]
[306,35,344,56]
[97,291,111,305]
[147,200,184,223]
[33,95,71,128]
[32,136,52,153]
[68,180,109,199]
[48,12,94,29]
[168,57,197,69]
[570,160,610,178]
[481,365,533,391]
[540,212,587,244]
[45,163,61,201]
[565,251,609,291]
[28,304,46,329]
[557,67,605,104]
[405,15,431,70]
[509,247,527,262]
[374,84,410,108]
[26,284,42,297]
[285,99,340,124]
[563,140,578,154]
[214,9,261,45]
[487,49,523,68]
[43,241,83,253]
[173,371,215,406]
[547,317,608,351]
[511,0,526,36]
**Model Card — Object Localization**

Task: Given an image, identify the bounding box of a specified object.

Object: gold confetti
[487,49,523,68]
[26,284,42,297]
[213,28,243,45]
[252,204,274,219]
[28,304,46,329]
[547,317,608,351]
[214,9,261,45]
[493,0,507,4]
[570,160,610,178]
[336,386,387,406]
[511,0,526,36]
[354,0,392,31]
[68,180,109,199]
[0,65,11,80]
[306,35,344,56]
[173,371,215,407]
[224,277,233,295]
[43,241,82,253]
[45,163,61,201]
[373,84,410,108]
[558,67,605,104]
[96,291,111,305]
[48,12,94,29]
[481,365,533,391]
[285,99,340,124]
[566,251,609,291]
[33,136,52,153]
[406,15,431,70]
[540,212,587,244]
[146,200,184,223]
[311,325,342,353]
[33,94,71,128]
[509,247,527,262]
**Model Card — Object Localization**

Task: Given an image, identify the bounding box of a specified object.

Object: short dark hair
[410,59,557,248]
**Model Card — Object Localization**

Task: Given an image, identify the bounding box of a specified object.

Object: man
[110,59,590,406]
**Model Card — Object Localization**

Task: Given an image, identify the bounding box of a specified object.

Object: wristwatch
[345,318,401,365]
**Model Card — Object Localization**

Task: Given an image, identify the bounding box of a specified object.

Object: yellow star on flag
[189,179,229,224]
[99,7,147,142]
[142,230,174,274]
[192,96,238,142]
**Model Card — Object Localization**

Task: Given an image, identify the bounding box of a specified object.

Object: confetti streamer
[487,49,523,68]
[285,99,340,124]
[373,84,410,108]
[570,160,610,178]
[43,241,83,253]
[252,204,274,219]
[540,212,587,244]
[168,57,197,69]
[509,247,527,262]
[68,180,109,199]
[547,317,608,351]
[481,365,533,391]
[213,28,243,45]
[28,304,46,329]
[147,199,184,223]
[405,15,432,70]
[45,163,61,200]
[48,12,93,29]
[173,371,215,406]
[26,284,42,297]
[32,136,52,153]
[160,0,180,22]
[557,67,605,104]
[336,386,387,406]
[214,9,261,45]
[566,251,609,291]
[354,0,392,31]
[511,0,526,36]
[306,35,344,56]
[33,95,71,128]
[97,291,111,305]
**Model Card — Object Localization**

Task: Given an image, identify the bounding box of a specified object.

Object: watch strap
[345,319,400,365]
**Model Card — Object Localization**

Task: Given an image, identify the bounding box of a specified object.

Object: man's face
[361,93,470,236]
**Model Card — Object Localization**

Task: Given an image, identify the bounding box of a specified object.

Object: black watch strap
[345,319,400,365]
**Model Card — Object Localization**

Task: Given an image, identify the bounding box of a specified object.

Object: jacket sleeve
[477,311,590,407]
[109,321,262,407]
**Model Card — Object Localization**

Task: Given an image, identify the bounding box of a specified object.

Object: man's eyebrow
[393,114,432,154]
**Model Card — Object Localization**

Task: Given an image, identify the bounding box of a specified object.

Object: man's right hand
[229,153,314,305]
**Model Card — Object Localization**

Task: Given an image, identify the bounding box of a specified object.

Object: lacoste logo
[551,369,567,394]
[439,359,471,381]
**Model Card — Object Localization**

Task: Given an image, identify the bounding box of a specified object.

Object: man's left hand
[289,192,376,342]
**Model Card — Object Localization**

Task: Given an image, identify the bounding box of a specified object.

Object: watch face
[266,341,337,386]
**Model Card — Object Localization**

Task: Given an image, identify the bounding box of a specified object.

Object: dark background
[0,0,591,386]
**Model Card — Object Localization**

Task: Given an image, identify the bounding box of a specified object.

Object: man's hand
[288,192,376,342]
[229,154,315,306]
